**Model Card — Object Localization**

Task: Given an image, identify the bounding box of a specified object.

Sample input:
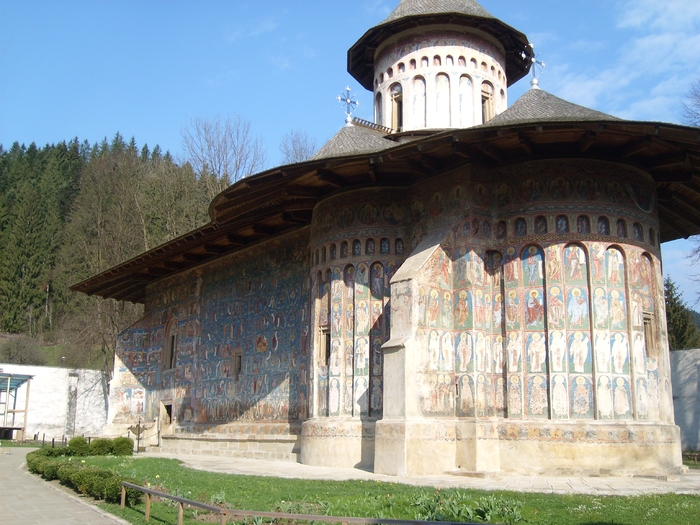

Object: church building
[73,0,700,476]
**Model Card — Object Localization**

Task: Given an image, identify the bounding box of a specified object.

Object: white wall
[0,364,108,440]
[670,349,700,451]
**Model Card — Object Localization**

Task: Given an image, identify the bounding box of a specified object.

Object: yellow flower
[155,475,160,479]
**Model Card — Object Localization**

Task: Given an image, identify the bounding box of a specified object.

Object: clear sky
[2,0,699,304]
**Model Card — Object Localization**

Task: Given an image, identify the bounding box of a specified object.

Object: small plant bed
[27,456,700,525]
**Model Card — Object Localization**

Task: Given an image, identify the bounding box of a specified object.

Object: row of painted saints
[423,328,645,375]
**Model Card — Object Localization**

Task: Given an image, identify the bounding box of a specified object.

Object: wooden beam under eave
[182,253,208,263]
[111,282,149,303]
[619,136,652,158]
[163,260,187,270]
[670,192,700,220]
[226,234,248,246]
[285,186,322,198]
[86,273,152,295]
[518,132,536,156]
[646,152,689,171]
[253,224,276,236]
[577,131,596,153]
[658,202,693,239]
[203,244,226,254]
[316,169,343,188]
[96,275,153,299]
[283,198,317,212]
[408,160,431,175]
[147,268,171,277]
[451,142,487,163]
[281,212,311,224]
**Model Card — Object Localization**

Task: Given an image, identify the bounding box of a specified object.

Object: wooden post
[220,511,227,525]
[178,502,184,525]
[145,493,151,521]
[120,485,126,509]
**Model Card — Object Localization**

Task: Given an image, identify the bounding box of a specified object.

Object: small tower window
[633,222,644,241]
[617,219,627,238]
[375,92,383,126]
[446,55,454,66]
[458,56,466,67]
[481,82,494,123]
[409,59,416,70]
[398,62,405,73]
[387,67,393,79]
[421,56,429,68]
[598,216,610,235]
[556,215,570,233]
[470,58,477,69]
[390,83,404,131]
[433,55,441,66]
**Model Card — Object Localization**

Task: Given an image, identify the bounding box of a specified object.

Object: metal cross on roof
[521,44,546,88]
[337,86,360,125]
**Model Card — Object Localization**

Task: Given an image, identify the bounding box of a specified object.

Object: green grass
[49,456,700,525]
[0,439,39,448]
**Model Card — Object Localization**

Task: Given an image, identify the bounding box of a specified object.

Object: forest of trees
[0,121,317,373]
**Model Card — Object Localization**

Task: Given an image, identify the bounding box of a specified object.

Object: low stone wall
[670,349,700,451]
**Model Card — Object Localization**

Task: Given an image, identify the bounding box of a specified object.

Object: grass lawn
[60,456,700,525]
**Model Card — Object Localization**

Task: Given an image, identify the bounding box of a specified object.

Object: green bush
[89,438,113,456]
[26,453,49,474]
[103,476,142,505]
[41,460,62,481]
[68,436,90,456]
[112,436,134,456]
[57,463,81,485]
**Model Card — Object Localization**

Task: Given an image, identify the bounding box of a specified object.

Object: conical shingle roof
[482,86,620,127]
[383,0,494,23]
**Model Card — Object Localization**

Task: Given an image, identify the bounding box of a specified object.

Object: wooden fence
[121,482,480,525]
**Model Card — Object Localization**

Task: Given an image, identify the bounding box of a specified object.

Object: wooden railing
[121,482,480,525]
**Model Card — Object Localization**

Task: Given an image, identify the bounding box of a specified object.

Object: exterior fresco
[110,230,310,437]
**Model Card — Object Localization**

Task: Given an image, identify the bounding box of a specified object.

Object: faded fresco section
[109,230,310,433]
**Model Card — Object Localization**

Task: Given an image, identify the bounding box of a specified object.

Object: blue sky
[2,0,699,304]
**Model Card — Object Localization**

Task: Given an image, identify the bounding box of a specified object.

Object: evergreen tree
[665,277,700,350]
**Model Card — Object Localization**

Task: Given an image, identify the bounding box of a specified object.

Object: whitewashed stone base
[300,418,375,469]
[156,431,301,462]
[375,418,685,477]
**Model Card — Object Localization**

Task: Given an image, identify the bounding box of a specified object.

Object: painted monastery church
[74,0,700,476]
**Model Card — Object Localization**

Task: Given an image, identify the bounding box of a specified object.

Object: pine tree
[665,277,700,350]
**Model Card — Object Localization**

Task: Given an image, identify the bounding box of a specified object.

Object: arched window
[421,56,429,68]
[409,59,416,70]
[315,249,319,266]
[163,319,177,370]
[459,75,473,127]
[470,58,477,69]
[379,73,384,84]
[412,76,427,128]
[387,67,393,79]
[398,62,405,73]
[515,217,527,237]
[435,74,451,127]
[340,241,349,258]
[395,238,404,255]
[597,216,610,235]
[390,83,404,131]
[330,243,337,260]
[375,92,383,126]
[446,55,454,66]
[481,82,494,123]
[458,56,466,67]
[321,246,327,263]
[433,55,441,66]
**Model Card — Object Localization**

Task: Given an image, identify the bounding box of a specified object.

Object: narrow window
[433,55,441,66]
[322,329,331,366]
[421,56,429,68]
[163,320,177,370]
[597,216,610,235]
[535,216,548,234]
[321,246,327,263]
[643,313,657,359]
[366,238,376,255]
[481,82,494,123]
[633,222,644,241]
[458,56,466,67]
[375,92,383,126]
[395,238,404,255]
[353,239,362,256]
[409,59,416,70]
[330,243,337,260]
[398,62,405,73]
[390,83,404,131]
[515,218,527,237]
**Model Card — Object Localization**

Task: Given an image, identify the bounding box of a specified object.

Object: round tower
[348,0,532,132]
